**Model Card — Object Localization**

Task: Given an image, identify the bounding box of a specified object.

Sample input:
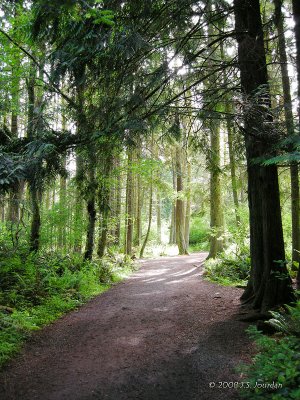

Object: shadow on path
[0,253,252,400]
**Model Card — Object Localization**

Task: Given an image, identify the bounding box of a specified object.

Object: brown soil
[0,253,252,400]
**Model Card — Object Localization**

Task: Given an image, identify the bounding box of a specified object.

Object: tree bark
[29,184,41,252]
[73,153,84,253]
[140,179,153,258]
[134,146,142,247]
[97,157,111,258]
[207,121,224,258]
[27,64,41,252]
[291,0,300,287]
[8,75,21,224]
[274,0,300,275]
[169,157,177,244]
[8,3,23,225]
[84,193,96,260]
[114,156,122,245]
[156,190,162,244]
[185,160,191,248]
[226,109,240,225]
[84,148,97,260]
[234,0,294,310]
[175,144,188,255]
[125,147,134,256]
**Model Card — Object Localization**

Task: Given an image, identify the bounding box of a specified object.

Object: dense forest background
[1,0,300,388]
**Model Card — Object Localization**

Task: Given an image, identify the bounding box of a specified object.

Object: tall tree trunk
[84,151,97,260]
[97,158,111,258]
[169,157,177,244]
[114,156,122,245]
[140,179,153,258]
[29,184,41,252]
[8,3,23,225]
[292,0,300,287]
[175,145,188,255]
[185,160,191,248]
[73,153,84,253]
[234,0,294,311]
[134,175,143,247]
[97,210,109,258]
[125,147,134,256]
[226,111,240,225]
[27,64,41,252]
[274,0,300,275]
[156,190,162,244]
[153,143,162,244]
[58,105,67,250]
[208,122,224,258]
[84,197,96,260]
[8,79,21,224]
[74,69,86,258]
[58,162,67,250]
[134,146,142,247]
[206,10,224,259]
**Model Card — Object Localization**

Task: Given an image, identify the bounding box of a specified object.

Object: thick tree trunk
[234,0,294,310]
[84,195,96,260]
[275,0,300,275]
[291,0,300,287]
[84,147,97,260]
[29,184,41,253]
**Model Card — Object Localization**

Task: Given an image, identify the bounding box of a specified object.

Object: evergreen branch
[0,27,78,110]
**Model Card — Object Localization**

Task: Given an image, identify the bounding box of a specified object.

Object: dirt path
[0,253,252,400]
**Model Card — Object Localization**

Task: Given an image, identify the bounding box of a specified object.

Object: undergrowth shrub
[204,247,250,285]
[189,215,210,251]
[0,251,135,367]
[203,211,251,285]
[267,302,300,338]
[240,323,300,400]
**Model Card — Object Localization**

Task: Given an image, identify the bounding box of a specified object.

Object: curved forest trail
[0,253,252,400]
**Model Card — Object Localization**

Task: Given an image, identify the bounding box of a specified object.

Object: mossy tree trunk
[274,0,300,275]
[234,0,295,311]
[125,147,134,256]
[27,63,41,253]
[184,160,191,248]
[207,121,224,259]
[291,0,300,288]
[226,109,240,225]
[175,143,188,255]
